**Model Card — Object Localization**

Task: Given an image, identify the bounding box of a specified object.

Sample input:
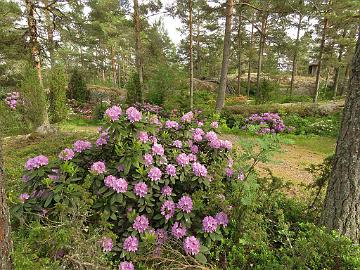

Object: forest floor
[3,119,336,198]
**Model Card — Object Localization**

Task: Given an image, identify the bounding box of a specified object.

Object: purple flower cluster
[25,155,49,170]
[104,175,128,193]
[133,215,149,233]
[143,153,153,166]
[126,106,142,123]
[105,105,122,121]
[165,120,179,129]
[152,143,164,156]
[123,236,138,252]
[183,236,200,255]
[171,222,187,239]
[99,237,113,252]
[173,140,183,148]
[138,131,149,143]
[161,200,175,220]
[245,112,287,134]
[73,140,92,153]
[19,193,30,203]
[5,91,20,109]
[211,121,219,129]
[90,161,106,174]
[176,153,189,167]
[192,162,207,177]
[161,185,172,196]
[215,212,229,227]
[96,131,109,146]
[59,148,75,161]
[166,164,177,176]
[177,195,193,213]
[119,261,134,270]
[202,216,218,233]
[181,111,194,123]
[134,182,148,197]
[148,167,162,181]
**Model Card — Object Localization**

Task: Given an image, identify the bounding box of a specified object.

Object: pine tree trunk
[339,64,350,96]
[133,0,144,103]
[313,0,330,103]
[215,0,234,112]
[333,30,346,98]
[111,46,116,87]
[321,29,360,243]
[255,14,267,104]
[189,0,194,109]
[290,12,302,97]
[0,142,13,270]
[195,11,201,78]
[43,0,55,67]
[237,4,243,96]
[247,22,254,97]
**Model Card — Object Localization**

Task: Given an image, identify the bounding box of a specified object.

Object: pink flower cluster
[161,200,176,220]
[119,261,134,270]
[99,237,113,252]
[59,148,75,161]
[90,161,106,174]
[171,222,187,239]
[25,155,49,170]
[181,111,194,123]
[192,162,207,177]
[133,215,149,233]
[148,166,162,181]
[138,131,149,143]
[165,120,180,129]
[126,106,142,123]
[177,195,193,213]
[123,236,138,252]
[183,236,200,255]
[134,182,148,197]
[104,175,128,193]
[176,153,189,167]
[105,105,122,121]
[73,140,92,153]
[5,91,20,109]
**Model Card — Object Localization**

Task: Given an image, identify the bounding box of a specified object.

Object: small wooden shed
[308,62,319,76]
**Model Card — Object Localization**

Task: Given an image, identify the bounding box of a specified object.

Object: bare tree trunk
[313,0,330,103]
[26,0,52,132]
[43,0,55,67]
[0,142,13,270]
[333,30,346,98]
[133,0,144,103]
[111,46,116,87]
[215,0,234,112]
[26,0,43,87]
[255,14,267,103]
[290,12,303,96]
[195,10,201,78]
[237,4,243,96]
[321,28,360,243]
[189,0,194,109]
[247,22,254,97]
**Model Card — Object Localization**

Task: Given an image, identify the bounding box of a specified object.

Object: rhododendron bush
[14,105,243,268]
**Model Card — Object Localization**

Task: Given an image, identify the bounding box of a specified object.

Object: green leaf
[44,194,53,207]
[195,253,207,264]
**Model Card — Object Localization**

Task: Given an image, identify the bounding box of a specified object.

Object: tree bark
[290,12,303,97]
[42,0,55,67]
[189,0,194,109]
[133,0,144,103]
[215,0,234,112]
[111,46,116,87]
[237,4,243,96]
[313,0,330,103]
[333,30,347,98]
[0,142,13,270]
[255,14,267,104]
[247,22,254,97]
[321,28,360,243]
[339,63,350,96]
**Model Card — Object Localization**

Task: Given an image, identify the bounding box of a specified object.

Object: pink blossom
[59,148,74,161]
[148,167,162,181]
[152,143,164,156]
[183,236,200,255]
[171,222,187,239]
[176,153,189,167]
[215,212,229,227]
[19,193,30,203]
[119,261,134,270]
[181,111,194,123]
[211,121,219,128]
[90,161,106,174]
[143,153,153,166]
[105,105,122,121]
[177,196,193,213]
[173,140,183,148]
[134,182,148,197]
[192,162,207,177]
[133,215,149,233]
[166,164,177,176]
[99,237,113,252]
[161,200,175,220]
[126,107,142,123]
[123,236,138,252]
[202,216,218,233]
[161,185,172,196]
[73,140,92,153]
[25,155,49,170]
[138,131,149,143]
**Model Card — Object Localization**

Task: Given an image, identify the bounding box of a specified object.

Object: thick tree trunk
[313,0,330,103]
[133,0,144,103]
[255,14,267,103]
[321,28,360,243]
[247,22,254,97]
[0,142,13,270]
[189,0,194,109]
[290,12,302,96]
[333,30,346,98]
[237,4,243,96]
[215,0,234,112]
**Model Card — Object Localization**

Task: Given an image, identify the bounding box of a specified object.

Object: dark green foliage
[68,69,89,103]
[19,64,47,130]
[125,72,141,104]
[48,65,68,123]
[256,80,280,104]
[93,101,110,120]
[0,102,29,136]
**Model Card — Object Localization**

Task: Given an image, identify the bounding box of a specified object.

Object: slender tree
[321,26,360,243]
[247,21,254,97]
[0,142,13,270]
[255,12,267,103]
[237,2,243,96]
[333,30,346,98]
[313,0,330,103]
[189,0,194,109]
[215,0,234,112]
[133,0,144,103]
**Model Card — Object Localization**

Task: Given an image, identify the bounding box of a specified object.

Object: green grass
[284,134,336,156]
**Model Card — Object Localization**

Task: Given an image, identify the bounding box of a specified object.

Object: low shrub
[48,65,68,123]
[13,106,239,269]
[243,113,291,135]
[68,69,89,103]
